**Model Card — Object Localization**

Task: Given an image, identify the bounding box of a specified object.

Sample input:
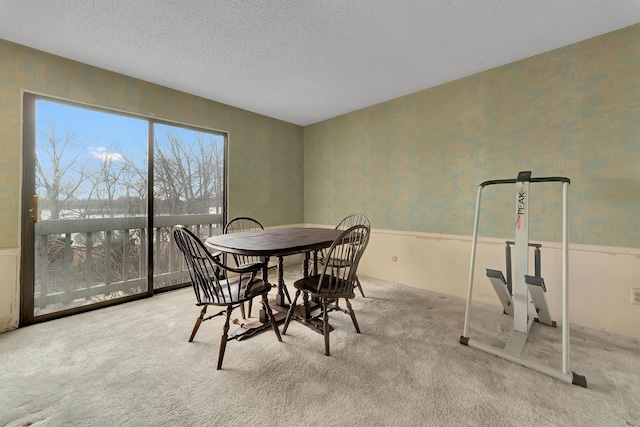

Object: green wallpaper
[0,39,304,248]
[304,24,640,248]
[2,23,639,249]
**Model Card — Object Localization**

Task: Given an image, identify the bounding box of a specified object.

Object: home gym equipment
[459,171,587,387]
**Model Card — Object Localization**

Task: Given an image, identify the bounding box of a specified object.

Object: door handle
[31,195,38,223]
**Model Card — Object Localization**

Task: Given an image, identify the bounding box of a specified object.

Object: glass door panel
[152,123,225,290]
[32,99,148,316]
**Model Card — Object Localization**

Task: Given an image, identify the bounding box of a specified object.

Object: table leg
[259,260,270,324]
[300,252,312,319]
[313,250,318,275]
[275,256,287,307]
[302,251,310,277]
[235,259,286,341]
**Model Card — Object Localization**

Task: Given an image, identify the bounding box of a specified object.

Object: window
[22,94,226,322]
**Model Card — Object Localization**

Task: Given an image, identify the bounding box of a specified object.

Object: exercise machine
[459,171,587,387]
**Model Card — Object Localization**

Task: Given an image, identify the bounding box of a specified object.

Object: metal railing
[33,214,222,312]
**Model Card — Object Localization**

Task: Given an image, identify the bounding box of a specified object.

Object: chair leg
[323,299,330,356]
[346,299,361,334]
[189,306,207,342]
[247,298,253,318]
[217,306,233,370]
[283,290,301,335]
[355,276,365,297]
[262,293,282,342]
[282,283,292,305]
[240,302,246,319]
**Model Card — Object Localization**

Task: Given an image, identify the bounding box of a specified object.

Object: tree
[84,145,147,218]
[35,123,90,219]
[36,123,223,219]
[154,130,223,215]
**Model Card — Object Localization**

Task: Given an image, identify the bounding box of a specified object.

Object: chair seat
[198,275,271,306]
[293,275,356,300]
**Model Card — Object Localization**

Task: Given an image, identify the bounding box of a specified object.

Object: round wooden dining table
[205,227,343,339]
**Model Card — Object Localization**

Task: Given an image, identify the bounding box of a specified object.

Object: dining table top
[204,227,344,258]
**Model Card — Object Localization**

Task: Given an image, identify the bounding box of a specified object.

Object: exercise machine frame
[459,171,587,387]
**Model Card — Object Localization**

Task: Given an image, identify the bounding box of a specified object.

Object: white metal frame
[460,171,586,387]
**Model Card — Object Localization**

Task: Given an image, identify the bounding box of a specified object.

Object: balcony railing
[34,214,222,314]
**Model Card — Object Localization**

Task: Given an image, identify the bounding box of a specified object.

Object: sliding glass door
[21,94,226,324]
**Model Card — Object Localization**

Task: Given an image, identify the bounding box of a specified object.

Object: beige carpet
[1,267,638,426]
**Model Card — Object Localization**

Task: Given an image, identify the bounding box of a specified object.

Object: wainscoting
[357,228,640,338]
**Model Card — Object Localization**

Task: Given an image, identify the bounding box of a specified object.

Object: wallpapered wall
[2,25,637,251]
[304,24,640,249]
[0,39,304,249]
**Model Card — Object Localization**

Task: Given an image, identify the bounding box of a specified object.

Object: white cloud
[90,146,125,162]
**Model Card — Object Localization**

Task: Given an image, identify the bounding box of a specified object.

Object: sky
[36,99,148,170]
[35,99,224,202]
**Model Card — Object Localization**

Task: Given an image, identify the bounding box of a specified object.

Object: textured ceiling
[1,1,639,125]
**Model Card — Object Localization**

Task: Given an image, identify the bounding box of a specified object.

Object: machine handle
[479,175,570,187]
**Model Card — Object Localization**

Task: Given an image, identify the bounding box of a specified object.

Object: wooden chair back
[224,217,265,268]
[314,224,370,296]
[335,213,371,231]
[173,225,260,305]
